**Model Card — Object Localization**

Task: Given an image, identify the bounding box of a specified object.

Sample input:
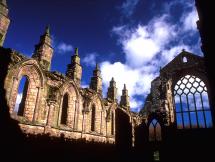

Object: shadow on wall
[0,47,24,160]
[115,108,132,150]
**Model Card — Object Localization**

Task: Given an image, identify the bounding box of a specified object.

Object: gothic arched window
[61,93,69,125]
[91,105,96,131]
[174,75,213,129]
[15,76,29,116]
[149,119,162,141]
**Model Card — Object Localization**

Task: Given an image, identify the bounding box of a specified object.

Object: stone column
[46,99,56,127]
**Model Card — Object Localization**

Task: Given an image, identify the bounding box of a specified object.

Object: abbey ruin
[0,1,214,161]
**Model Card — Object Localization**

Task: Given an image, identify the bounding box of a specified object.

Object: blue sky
[4,0,202,112]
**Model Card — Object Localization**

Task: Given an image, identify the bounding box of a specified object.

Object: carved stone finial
[75,48,78,55]
[45,25,50,36]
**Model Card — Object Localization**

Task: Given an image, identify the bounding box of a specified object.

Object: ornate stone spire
[32,26,53,71]
[0,0,10,46]
[120,84,130,110]
[45,25,50,36]
[74,47,78,56]
[107,77,117,102]
[66,48,82,87]
[90,63,102,95]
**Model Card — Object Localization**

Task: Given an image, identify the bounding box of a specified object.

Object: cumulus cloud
[101,61,156,111]
[100,0,201,112]
[119,15,177,68]
[56,42,73,54]
[181,8,198,31]
[82,53,97,67]
[120,0,140,17]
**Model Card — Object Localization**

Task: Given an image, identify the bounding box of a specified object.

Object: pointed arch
[5,59,44,121]
[58,81,79,128]
[59,80,79,99]
[149,119,162,142]
[13,59,44,87]
[87,95,104,133]
[174,75,213,129]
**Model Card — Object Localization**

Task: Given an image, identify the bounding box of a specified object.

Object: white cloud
[100,1,201,112]
[57,42,73,54]
[181,8,198,31]
[82,53,97,67]
[130,97,143,112]
[101,61,156,111]
[113,16,177,68]
[121,0,140,17]
[14,93,23,112]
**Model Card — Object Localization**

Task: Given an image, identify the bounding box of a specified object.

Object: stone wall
[3,50,117,143]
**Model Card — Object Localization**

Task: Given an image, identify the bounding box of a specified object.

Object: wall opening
[174,75,213,129]
[149,119,162,141]
[91,105,96,131]
[183,56,188,63]
[111,111,114,135]
[61,93,69,125]
[15,76,29,116]
[153,150,160,161]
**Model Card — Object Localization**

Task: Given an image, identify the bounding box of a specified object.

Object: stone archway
[5,60,44,121]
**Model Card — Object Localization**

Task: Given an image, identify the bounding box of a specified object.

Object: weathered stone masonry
[3,47,120,143]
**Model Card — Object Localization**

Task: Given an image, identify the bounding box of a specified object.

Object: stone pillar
[46,99,56,127]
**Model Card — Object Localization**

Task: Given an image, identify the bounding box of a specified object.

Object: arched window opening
[61,93,69,125]
[111,111,114,135]
[149,119,162,142]
[91,106,96,131]
[174,75,213,129]
[15,76,29,116]
[182,56,188,63]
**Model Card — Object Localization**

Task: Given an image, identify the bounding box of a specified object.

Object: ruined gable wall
[3,50,115,143]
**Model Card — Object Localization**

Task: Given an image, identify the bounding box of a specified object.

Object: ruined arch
[173,74,213,129]
[5,59,44,121]
[148,119,162,142]
[86,95,104,133]
[147,113,163,142]
[156,51,214,127]
[57,81,79,129]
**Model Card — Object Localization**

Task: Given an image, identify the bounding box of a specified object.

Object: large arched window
[149,119,162,141]
[61,93,69,125]
[174,75,213,129]
[91,106,96,131]
[15,76,29,116]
